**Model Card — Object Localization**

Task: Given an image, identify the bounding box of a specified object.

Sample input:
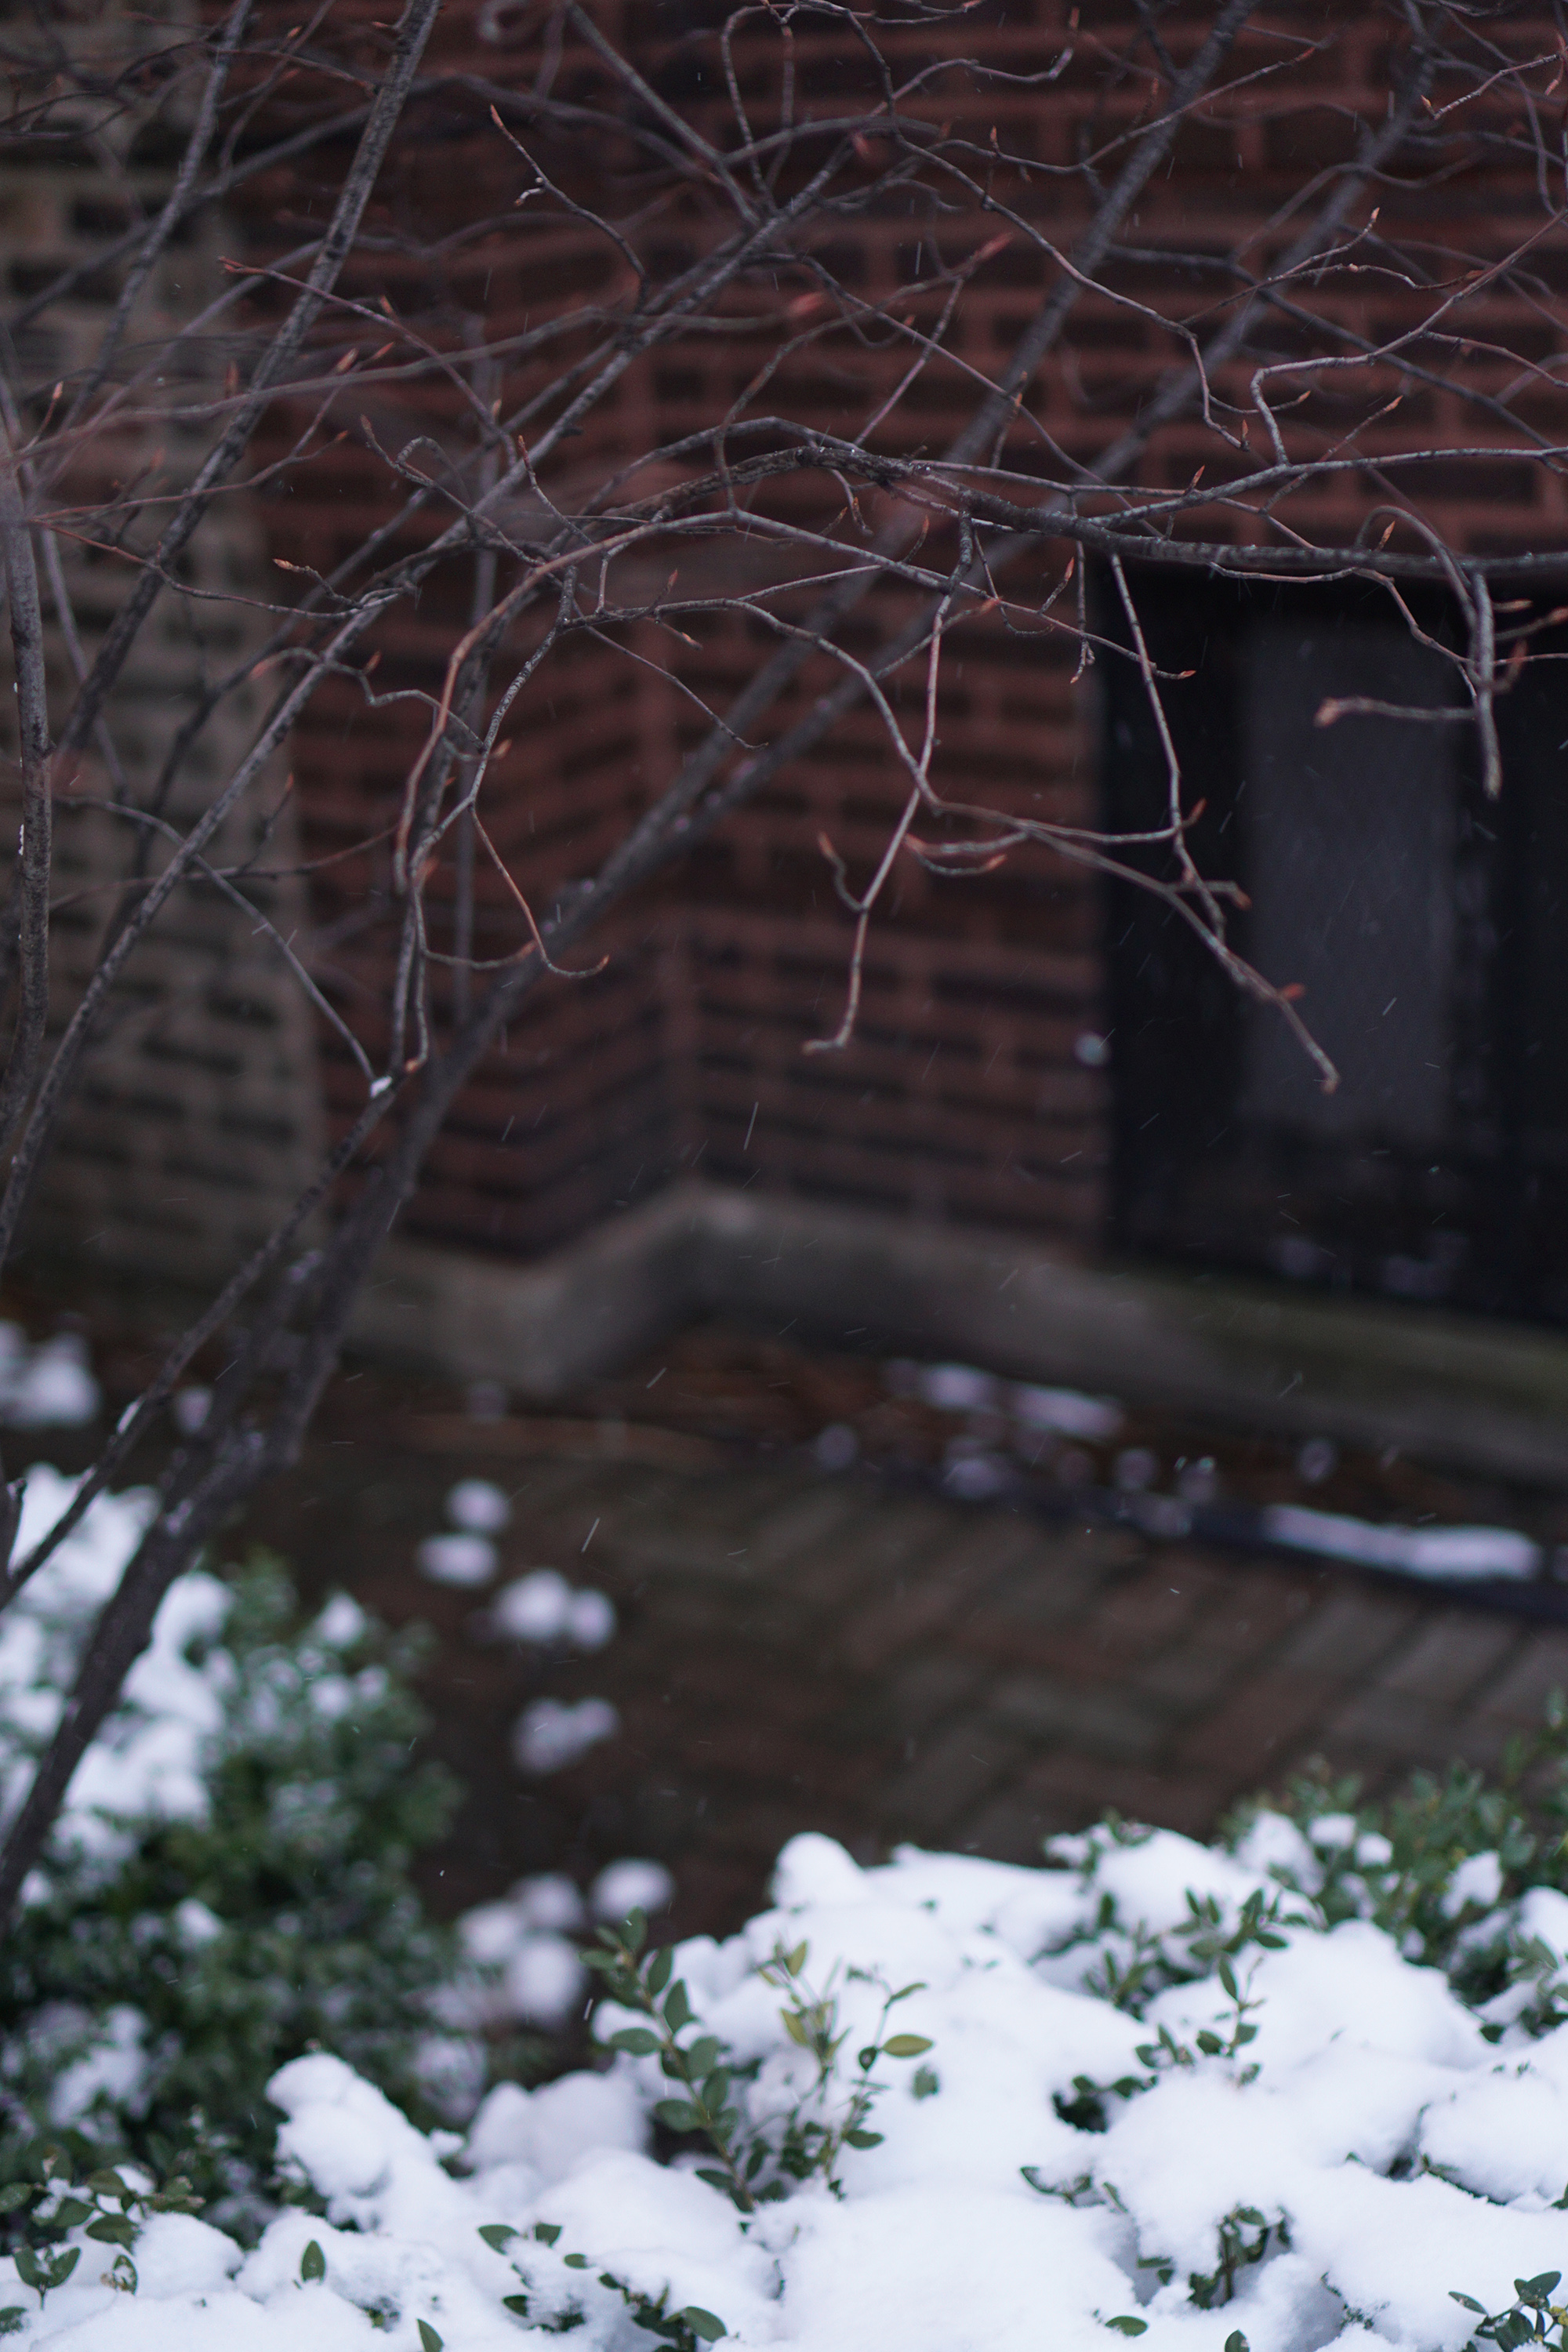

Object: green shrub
[0,1559,467,2229]
[1228,1690,1568,2021]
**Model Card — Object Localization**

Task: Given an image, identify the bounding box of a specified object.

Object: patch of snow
[171,1386,212,1436]
[811,1423,858,1472]
[566,1590,616,1651]
[415,1533,497,1588]
[941,1448,1014,1501]
[492,1570,572,1642]
[0,1465,238,1864]
[1011,1385,1123,1440]
[446,1479,511,1534]
[916,1362,997,1411]
[503,1935,585,2027]
[1442,1851,1504,1918]
[510,1697,619,1776]
[492,1573,615,1653]
[590,1858,674,1922]
[1261,1505,1540,1581]
[4,1333,100,1428]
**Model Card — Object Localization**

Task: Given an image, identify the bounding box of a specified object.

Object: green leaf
[1105,2318,1148,2336]
[1020,2167,1053,2195]
[0,2307,26,2336]
[1225,2333,1250,2352]
[0,2186,31,2213]
[781,2010,808,2045]
[300,2240,327,2284]
[679,2307,727,2340]
[417,2322,444,2351]
[646,1948,674,1997]
[1451,2295,1489,2314]
[1217,1958,1239,2000]
[85,2216,138,2248]
[85,2171,131,2201]
[701,2070,731,2112]
[663,1981,693,2034]
[625,1907,648,1952]
[49,2250,79,2288]
[564,2252,589,2270]
[1195,2031,1223,2056]
[502,2293,532,2317]
[912,2066,939,2100]
[882,2034,933,2059]
[12,2251,41,2291]
[533,2223,561,2245]
[610,2028,662,2056]
[477,2224,517,2252]
[844,2129,883,2149]
[783,1943,808,1976]
[654,2100,701,2133]
[1522,2275,1562,2300]
[53,2199,93,2229]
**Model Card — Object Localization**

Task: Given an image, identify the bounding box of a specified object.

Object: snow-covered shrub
[1228,1706,1568,2031]
[0,1531,466,2216]
[20,1814,1568,2349]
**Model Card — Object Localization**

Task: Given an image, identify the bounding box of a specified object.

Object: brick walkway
[254,1434,1568,1944]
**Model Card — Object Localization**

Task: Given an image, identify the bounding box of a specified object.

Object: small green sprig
[1188,2207,1282,2310]
[583,1909,757,2212]
[0,2142,201,2321]
[586,1917,935,2209]
[478,2220,725,2346]
[756,1947,931,2194]
[1454,2270,1568,2350]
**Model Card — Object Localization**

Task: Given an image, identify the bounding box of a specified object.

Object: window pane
[1240,622,1461,1152]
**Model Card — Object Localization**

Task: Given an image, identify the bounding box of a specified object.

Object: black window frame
[1098,563,1568,1323]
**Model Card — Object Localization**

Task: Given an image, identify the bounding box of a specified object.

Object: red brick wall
[243,0,1567,1265]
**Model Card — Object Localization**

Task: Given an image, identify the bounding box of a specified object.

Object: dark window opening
[1100,568,1568,1322]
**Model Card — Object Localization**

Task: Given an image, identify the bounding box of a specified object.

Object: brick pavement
[250,1435,1568,1946]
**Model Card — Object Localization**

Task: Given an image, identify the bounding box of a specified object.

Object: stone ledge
[352,1181,1568,1487]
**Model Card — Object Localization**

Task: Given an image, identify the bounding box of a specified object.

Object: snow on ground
[11,1820,1568,2349]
